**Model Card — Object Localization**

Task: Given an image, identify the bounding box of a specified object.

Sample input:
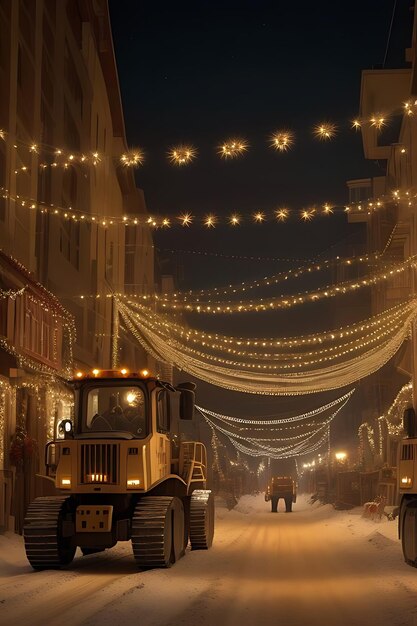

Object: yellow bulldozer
[23,368,214,569]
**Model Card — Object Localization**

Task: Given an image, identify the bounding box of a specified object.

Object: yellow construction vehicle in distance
[265,476,297,513]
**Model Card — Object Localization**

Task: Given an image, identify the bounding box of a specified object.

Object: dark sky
[108,0,412,283]
[108,1,413,456]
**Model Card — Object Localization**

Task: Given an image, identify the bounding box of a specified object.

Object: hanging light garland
[117,256,416,314]
[0,379,12,466]
[1,184,411,230]
[113,252,393,303]
[115,300,411,372]
[201,408,337,461]
[134,252,381,300]
[120,299,409,349]
[117,298,416,395]
[382,381,413,436]
[217,420,332,459]
[197,389,355,425]
[2,100,414,170]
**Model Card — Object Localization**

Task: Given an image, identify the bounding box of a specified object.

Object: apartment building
[0,0,155,530]
[346,0,417,479]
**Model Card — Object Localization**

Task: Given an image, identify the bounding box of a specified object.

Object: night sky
[108,1,413,456]
[109,0,412,281]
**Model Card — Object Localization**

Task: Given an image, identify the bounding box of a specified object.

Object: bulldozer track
[131,496,183,568]
[23,496,75,570]
[189,489,214,550]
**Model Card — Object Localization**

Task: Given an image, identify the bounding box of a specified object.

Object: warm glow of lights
[351,119,361,130]
[76,371,83,378]
[29,144,38,153]
[179,212,193,226]
[126,391,138,405]
[162,218,171,227]
[270,130,294,152]
[0,130,5,140]
[275,208,289,221]
[229,214,241,226]
[335,451,347,461]
[127,479,141,486]
[218,138,248,159]
[168,145,197,166]
[120,149,145,167]
[314,122,337,140]
[370,114,386,130]
[92,369,100,376]
[120,368,128,375]
[301,208,315,221]
[253,211,266,223]
[140,369,149,377]
[322,203,334,214]
[401,476,412,486]
[204,214,217,228]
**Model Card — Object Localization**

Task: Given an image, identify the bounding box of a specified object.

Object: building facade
[0,0,156,530]
[347,1,417,485]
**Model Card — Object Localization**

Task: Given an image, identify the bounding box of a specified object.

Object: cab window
[157,390,170,433]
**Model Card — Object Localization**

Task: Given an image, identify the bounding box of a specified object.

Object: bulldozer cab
[61,370,195,441]
[83,383,148,436]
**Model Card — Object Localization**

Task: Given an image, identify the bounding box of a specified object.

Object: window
[401,444,414,461]
[157,390,170,433]
[85,385,147,437]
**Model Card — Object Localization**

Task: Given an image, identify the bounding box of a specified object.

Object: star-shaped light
[168,145,197,166]
[270,130,294,152]
[204,214,217,228]
[120,149,145,167]
[218,138,248,159]
[313,123,337,140]
[229,214,241,226]
[179,212,193,226]
[275,208,289,221]
[253,211,266,223]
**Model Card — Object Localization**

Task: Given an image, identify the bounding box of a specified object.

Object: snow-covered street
[1,494,417,626]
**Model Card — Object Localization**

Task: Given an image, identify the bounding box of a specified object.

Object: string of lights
[202,413,325,454]
[1,185,411,230]
[358,382,413,458]
[120,300,411,368]
[196,389,355,425]
[76,250,384,301]
[146,253,382,299]
[217,420,331,459]
[0,286,26,300]
[121,299,411,348]
[118,300,416,395]
[203,412,337,449]
[134,257,416,313]
[158,247,314,263]
[381,381,413,436]
[2,99,415,169]
[0,379,11,465]
[199,391,350,451]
